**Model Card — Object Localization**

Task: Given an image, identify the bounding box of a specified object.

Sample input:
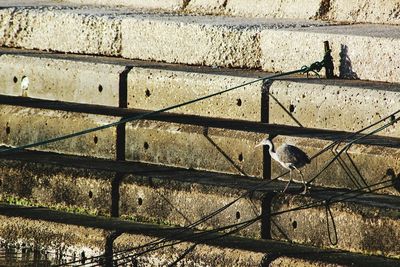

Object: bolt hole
[236,211,241,220]
[289,104,295,113]
[98,84,103,93]
[93,136,98,144]
[390,115,396,123]
[138,197,143,206]
[292,220,298,229]
[143,142,149,150]
[88,191,93,199]
[145,89,151,97]
[386,168,395,178]
[236,98,242,106]
[13,76,18,83]
[238,153,243,162]
[5,126,10,135]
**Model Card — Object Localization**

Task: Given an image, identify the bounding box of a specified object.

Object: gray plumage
[255,138,310,194]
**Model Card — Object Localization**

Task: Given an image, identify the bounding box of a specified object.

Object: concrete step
[28,0,400,25]
[1,5,400,83]
[1,103,399,197]
[0,151,399,258]
[0,105,118,159]
[0,98,400,195]
[1,203,399,266]
[0,50,399,135]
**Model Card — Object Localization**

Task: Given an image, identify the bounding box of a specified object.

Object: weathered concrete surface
[115,233,266,266]
[264,135,400,196]
[0,105,117,158]
[65,0,187,11]
[120,173,263,239]
[2,204,395,267]
[0,6,121,56]
[127,67,263,121]
[326,0,400,25]
[0,159,113,216]
[0,214,106,263]
[271,193,400,258]
[0,54,126,106]
[261,24,400,83]
[225,0,321,19]
[268,79,400,137]
[120,15,263,69]
[125,120,264,177]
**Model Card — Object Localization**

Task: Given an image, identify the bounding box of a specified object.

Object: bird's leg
[282,170,292,193]
[294,167,307,194]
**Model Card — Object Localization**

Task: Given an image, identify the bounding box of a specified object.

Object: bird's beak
[254,141,263,148]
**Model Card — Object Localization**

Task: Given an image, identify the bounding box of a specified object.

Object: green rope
[0,61,325,154]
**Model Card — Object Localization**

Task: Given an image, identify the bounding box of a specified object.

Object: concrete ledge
[0,159,114,216]
[120,173,263,239]
[0,6,328,69]
[0,54,127,106]
[0,213,107,265]
[271,192,400,258]
[127,66,263,121]
[58,0,400,25]
[0,105,117,159]
[0,6,121,56]
[268,79,400,138]
[1,203,399,266]
[261,24,400,83]
[266,135,400,197]
[125,120,264,177]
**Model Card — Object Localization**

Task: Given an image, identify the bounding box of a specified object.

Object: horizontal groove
[1,148,399,209]
[1,94,399,148]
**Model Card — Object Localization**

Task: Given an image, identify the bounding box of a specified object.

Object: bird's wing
[277,144,310,166]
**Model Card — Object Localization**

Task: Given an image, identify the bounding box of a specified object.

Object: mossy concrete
[0,105,117,159]
[266,135,400,197]
[0,203,399,266]
[120,173,263,239]
[125,120,264,177]
[0,159,113,216]
[271,193,400,258]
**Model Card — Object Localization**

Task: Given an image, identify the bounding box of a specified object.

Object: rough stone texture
[271,194,400,258]
[267,136,400,197]
[0,54,126,106]
[268,79,400,137]
[0,6,121,56]
[115,233,266,267]
[261,24,400,83]
[64,0,187,11]
[0,214,106,262]
[326,0,400,25]
[127,67,262,121]
[125,120,264,177]
[120,174,262,239]
[121,15,263,69]
[224,0,321,19]
[0,105,117,158]
[0,159,113,216]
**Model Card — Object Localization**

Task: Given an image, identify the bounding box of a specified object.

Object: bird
[255,138,311,194]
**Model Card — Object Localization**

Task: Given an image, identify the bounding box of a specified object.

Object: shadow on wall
[339,44,359,79]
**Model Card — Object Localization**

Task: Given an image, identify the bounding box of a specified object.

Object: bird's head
[254,138,273,148]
